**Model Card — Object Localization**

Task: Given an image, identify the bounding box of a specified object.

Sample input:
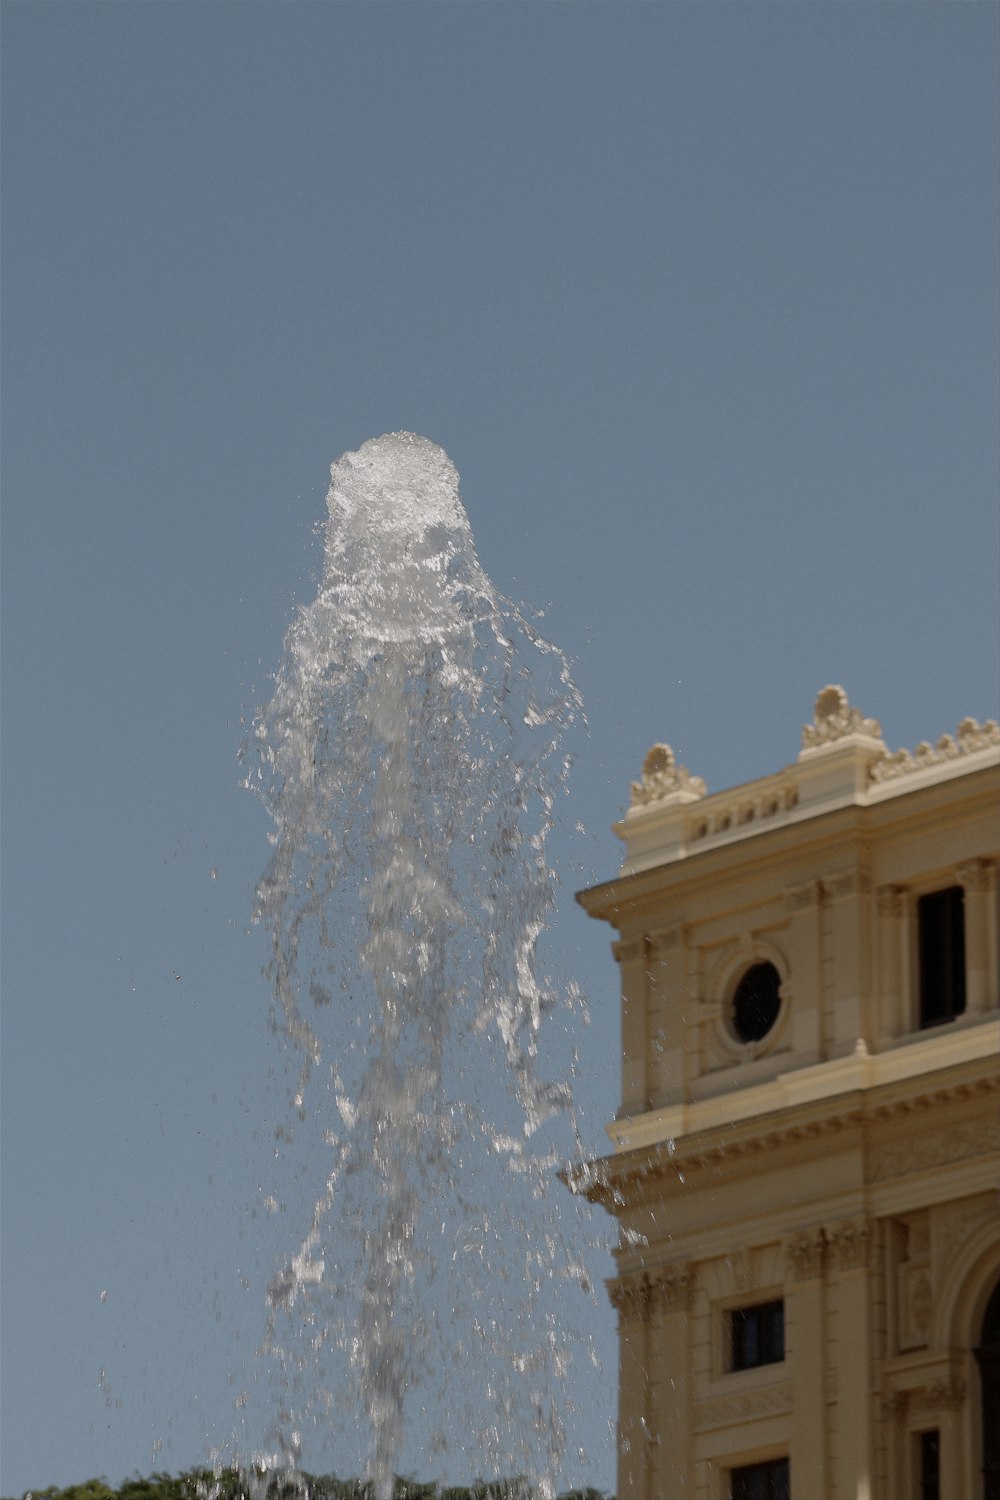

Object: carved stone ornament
[957,857,999,895]
[630,743,707,807]
[919,1378,966,1411]
[608,1272,650,1323]
[693,1381,793,1433]
[881,1390,909,1420]
[824,870,870,901]
[868,716,1000,784]
[801,685,883,750]
[788,879,823,913]
[827,1216,871,1272]
[938,1195,999,1267]
[871,1115,1000,1183]
[876,884,906,918]
[785,1227,826,1281]
[648,1262,695,1314]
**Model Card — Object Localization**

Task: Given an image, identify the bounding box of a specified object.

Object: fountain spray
[246,434,585,1498]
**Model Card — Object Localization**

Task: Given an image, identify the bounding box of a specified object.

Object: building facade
[575,688,1000,1500]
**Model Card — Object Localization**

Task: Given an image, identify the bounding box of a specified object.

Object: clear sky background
[2,2,998,1494]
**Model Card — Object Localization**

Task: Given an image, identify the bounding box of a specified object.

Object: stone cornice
[601,1021,999,1157]
[568,1061,999,1213]
[693,1380,793,1432]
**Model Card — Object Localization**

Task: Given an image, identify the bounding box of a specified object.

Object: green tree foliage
[6,1474,612,1500]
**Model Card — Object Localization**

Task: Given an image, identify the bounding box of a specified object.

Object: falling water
[243,435,588,1498]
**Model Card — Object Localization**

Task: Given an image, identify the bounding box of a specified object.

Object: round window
[731,961,782,1043]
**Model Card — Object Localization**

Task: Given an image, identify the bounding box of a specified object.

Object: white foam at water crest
[241,434,588,1499]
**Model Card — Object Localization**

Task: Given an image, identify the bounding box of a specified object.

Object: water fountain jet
[244,435,586,1499]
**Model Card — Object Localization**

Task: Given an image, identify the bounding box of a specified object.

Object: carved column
[785,1228,828,1499]
[647,1264,695,1500]
[827,1217,873,1500]
[614,937,650,1118]
[876,885,907,1039]
[957,858,998,1015]
[609,1272,651,1500]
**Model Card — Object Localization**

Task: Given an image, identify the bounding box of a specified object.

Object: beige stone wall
[577,692,1000,1500]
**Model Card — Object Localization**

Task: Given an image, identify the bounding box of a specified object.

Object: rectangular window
[918,886,966,1028]
[730,1299,785,1371]
[919,1429,940,1500]
[731,1456,790,1500]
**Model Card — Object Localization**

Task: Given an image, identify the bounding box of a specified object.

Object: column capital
[957,857,998,894]
[612,936,646,964]
[648,924,684,956]
[785,1227,826,1281]
[876,884,906,918]
[826,1215,871,1271]
[788,878,824,913]
[648,1261,695,1314]
[607,1271,649,1324]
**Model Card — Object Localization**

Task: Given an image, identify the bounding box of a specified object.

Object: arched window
[976,1279,1000,1500]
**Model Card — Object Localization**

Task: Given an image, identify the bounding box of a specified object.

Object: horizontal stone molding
[693,1380,793,1432]
[870,1112,1000,1183]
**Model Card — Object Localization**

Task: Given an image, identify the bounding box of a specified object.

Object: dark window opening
[918,1430,940,1500]
[731,1456,790,1500]
[730,1299,785,1371]
[732,962,782,1043]
[977,1279,1000,1500]
[918,886,966,1028]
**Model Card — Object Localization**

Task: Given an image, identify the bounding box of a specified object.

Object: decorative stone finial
[630,743,707,807]
[801,686,883,751]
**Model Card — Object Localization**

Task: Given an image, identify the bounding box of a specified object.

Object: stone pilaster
[647,925,685,1108]
[876,885,907,1039]
[608,1272,651,1500]
[827,1217,873,1500]
[786,1228,828,1499]
[647,1264,695,1500]
[614,937,649,1118]
[929,1377,967,1500]
[787,880,824,1060]
[823,872,874,1056]
[957,858,998,1014]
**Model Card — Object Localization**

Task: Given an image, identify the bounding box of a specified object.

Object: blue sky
[2,2,997,1493]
